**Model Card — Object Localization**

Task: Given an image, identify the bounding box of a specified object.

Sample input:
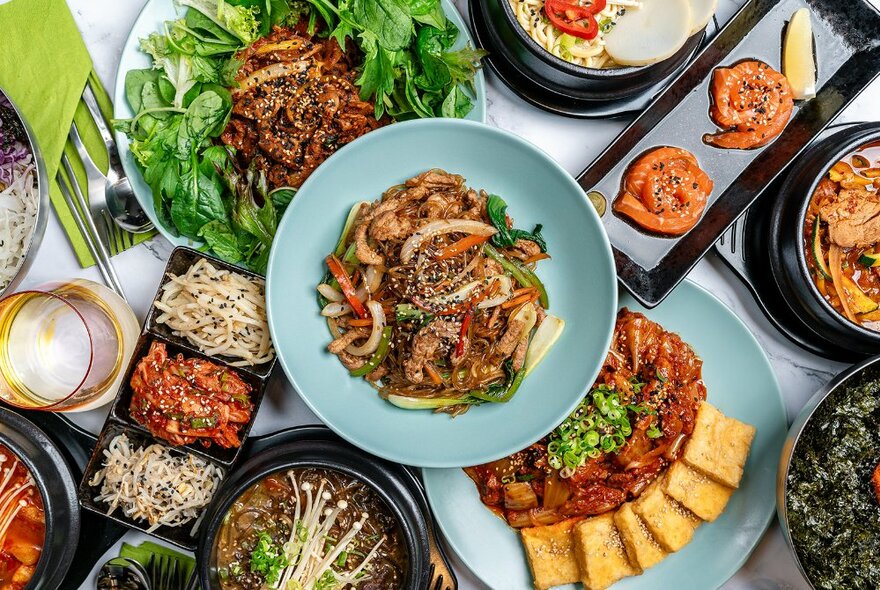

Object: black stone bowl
[197,437,430,588]
[480,0,706,101]
[768,122,880,356]
[0,407,80,589]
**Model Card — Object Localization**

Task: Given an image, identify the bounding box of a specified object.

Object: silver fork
[56,159,126,298]
[67,121,134,256]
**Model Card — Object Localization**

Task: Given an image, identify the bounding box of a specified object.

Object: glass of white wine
[0,279,139,411]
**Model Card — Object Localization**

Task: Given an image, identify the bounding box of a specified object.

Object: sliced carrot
[511,286,538,298]
[434,234,492,262]
[325,255,368,318]
[424,363,444,385]
[347,318,374,327]
[523,252,551,264]
[502,292,536,310]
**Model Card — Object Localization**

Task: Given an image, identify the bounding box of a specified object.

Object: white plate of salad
[113,0,487,273]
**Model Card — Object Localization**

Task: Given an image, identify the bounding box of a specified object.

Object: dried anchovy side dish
[317,169,564,415]
[154,257,274,367]
[129,342,254,449]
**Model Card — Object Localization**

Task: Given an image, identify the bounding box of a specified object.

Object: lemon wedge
[783,8,817,100]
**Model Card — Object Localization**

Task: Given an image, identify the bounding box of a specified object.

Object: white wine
[0,279,139,411]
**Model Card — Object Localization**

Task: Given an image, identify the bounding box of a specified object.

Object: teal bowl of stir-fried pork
[265,118,617,468]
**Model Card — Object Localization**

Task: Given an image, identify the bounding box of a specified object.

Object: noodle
[89,434,224,534]
[510,0,640,68]
[154,258,274,366]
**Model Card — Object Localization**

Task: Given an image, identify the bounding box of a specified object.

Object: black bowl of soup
[197,436,428,589]
[477,0,706,102]
[769,123,880,356]
[0,407,80,589]
[778,355,880,588]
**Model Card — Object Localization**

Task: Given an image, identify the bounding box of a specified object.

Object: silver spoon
[96,557,151,590]
[105,176,154,234]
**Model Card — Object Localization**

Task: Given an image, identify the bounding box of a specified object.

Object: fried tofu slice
[614,502,667,570]
[632,480,700,552]
[572,513,638,590]
[682,402,756,489]
[521,518,580,590]
[663,460,734,522]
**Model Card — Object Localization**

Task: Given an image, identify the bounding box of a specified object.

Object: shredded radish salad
[0,94,39,291]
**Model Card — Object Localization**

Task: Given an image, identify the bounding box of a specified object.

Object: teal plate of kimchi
[265,118,617,467]
[422,280,787,589]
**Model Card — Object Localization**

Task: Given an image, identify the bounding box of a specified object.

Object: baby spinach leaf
[486,194,547,252]
[124,69,161,112]
[177,90,228,155]
[407,0,446,30]
[441,85,472,119]
[353,0,413,51]
[269,187,296,213]
[198,220,243,262]
[172,161,227,238]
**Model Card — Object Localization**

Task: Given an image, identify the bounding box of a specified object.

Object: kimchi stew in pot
[0,444,44,589]
[465,309,706,527]
[804,141,880,331]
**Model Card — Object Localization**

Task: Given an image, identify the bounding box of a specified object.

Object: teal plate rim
[422,279,788,590]
[264,117,618,468]
[112,0,488,249]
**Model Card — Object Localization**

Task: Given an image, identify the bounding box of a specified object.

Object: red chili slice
[544,0,606,40]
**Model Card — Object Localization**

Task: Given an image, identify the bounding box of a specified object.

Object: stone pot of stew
[197,434,429,589]
[769,122,880,356]
[0,407,80,589]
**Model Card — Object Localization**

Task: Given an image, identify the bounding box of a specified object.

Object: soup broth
[215,468,407,590]
[0,444,44,590]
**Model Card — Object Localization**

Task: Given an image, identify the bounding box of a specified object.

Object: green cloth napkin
[0,0,154,268]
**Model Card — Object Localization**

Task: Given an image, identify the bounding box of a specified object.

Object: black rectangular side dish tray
[79,247,276,549]
[576,0,880,307]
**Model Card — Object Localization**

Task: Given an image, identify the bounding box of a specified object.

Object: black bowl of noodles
[778,355,880,589]
[477,0,706,102]
[197,431,430,589]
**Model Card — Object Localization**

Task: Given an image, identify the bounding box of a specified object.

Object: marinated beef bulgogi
[465,309,707,527]
[130,342,253,448]
[222,26,389,189]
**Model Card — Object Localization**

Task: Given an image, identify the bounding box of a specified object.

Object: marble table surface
[48,0,879,587]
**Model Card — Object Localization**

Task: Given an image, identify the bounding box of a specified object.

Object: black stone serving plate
[468,0,713,119]
[575,0,880,308]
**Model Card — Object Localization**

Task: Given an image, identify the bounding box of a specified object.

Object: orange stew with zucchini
[614,147,713,236]
[0,445,44,589]
[465,309,706,528]
[804,141,880,330]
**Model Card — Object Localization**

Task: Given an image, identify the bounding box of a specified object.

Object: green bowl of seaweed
[779,356,880,590]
